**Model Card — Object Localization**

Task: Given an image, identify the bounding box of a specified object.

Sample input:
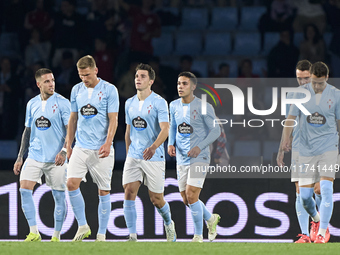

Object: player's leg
[67,147,90,241]
[88,148,114,241]
[186,184,204,242]
[45,163,67,242]
[314,182,321,210]
[143,160,176,242]
[122,157,143,241]
[19,158,43,242]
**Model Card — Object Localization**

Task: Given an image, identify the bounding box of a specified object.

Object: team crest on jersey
[132,116,147,131]
[307,112,326,127]
[80,104,98,119]
[147,104,153,114]
[178,122,193,137]
[35,116,51,130]
[327,99,333,109]
[52,104,58,114]
[98,91,103,101]
[192,110,198,119]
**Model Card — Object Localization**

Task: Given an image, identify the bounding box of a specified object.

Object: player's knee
[66,180,78,191]
[124,186,137,200]
[186,192,198,205]
[52,189,65,203]
[150,195,162,208]
[314,186,321,195]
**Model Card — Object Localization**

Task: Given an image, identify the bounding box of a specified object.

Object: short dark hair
[178,71,197,85]
[135,63,156,80]
[35,68,52,81]
[310,62,329,77]
[296,60,312,71]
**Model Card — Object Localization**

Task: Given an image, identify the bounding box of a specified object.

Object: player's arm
[280,115,296,152]
[66,112,78,159]
[55,125,68,166]
[143,122,169,160]
[168,104,176,157]
[125,124,131,155]
[188,105,221,158]
[99,112,118,158]
[13,127,31,175]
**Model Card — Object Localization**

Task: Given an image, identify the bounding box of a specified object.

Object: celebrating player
[123,63,176,242]
[281,62,339,243]
[66,55,119,241]
[168,72,221,242]
[13,68,70,242]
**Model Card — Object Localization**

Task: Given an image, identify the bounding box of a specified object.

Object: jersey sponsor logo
[132,116,147,131]
[307,112,326,127]
[80,104,98,118]
[178,122,193,137]
[35,116,51,130]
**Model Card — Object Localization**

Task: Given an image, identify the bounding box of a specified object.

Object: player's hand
[99,142,111,158]
[66,146,73,160]
[276,151,285,167]
[168,145,176,157]
[13,158,23,175]
[143,145,156,160]
[282,138,291,152]
[188,146,201,158]
[55,150,66,166]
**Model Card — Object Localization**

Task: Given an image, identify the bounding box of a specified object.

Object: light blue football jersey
[70,78,119,150]
[125,91,169,161]
[289,83,340,157]
[25,93,70,163]
[169,97,221,165]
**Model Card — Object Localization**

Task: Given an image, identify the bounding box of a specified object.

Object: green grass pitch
[1,242,340,255]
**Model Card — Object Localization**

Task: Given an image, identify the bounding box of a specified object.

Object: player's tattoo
[16,127,31,161]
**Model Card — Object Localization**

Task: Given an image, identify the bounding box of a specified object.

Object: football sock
[156,201,172,226]
[299,187,318,220]
[189,200,203,236]
[52,231,61,239]
[315,192,322,210]
[20,188,37,228]
[199,200,212,222]
[68,188,87,226]
[319,180,333,235]
[124,200,137,234]
[296,192,310,236]
[98,194,111,235]
[52,190,66,232]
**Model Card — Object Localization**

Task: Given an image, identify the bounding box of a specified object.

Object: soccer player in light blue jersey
[277,60,324,243]
[282,62,340,243]
[168,72,221,243]
[66,55,119,242]
[123,63,176,242]
[13,68,70,242]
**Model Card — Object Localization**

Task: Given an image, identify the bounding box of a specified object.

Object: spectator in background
[238,59,260,78]
[214,63,230,78]
[54,50,78,99]
[25,29,51,68]
[291,0,326,34]
[93,37,114,83]
[0,57,21,139]
[299,23,326,63]
[52,0,84,67]
[24,0,54,41]
[119,0,161,60]
[178,55,202,78]
[268,30,299,77]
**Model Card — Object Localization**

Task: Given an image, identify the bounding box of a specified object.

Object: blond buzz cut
[77,55,97,69]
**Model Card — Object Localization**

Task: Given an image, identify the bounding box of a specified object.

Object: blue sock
[20,188,36,226]
[124,200,137,234]
[296,193,309,236]
[319,180,333,230]
[98,194,111,235]
[199,200,212,221]
[315,193,322,211]
[52,190,66,232]
[299,187,318,218]
[189,200,203,235]
[156,202,172,226]
[68,188,87,226]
